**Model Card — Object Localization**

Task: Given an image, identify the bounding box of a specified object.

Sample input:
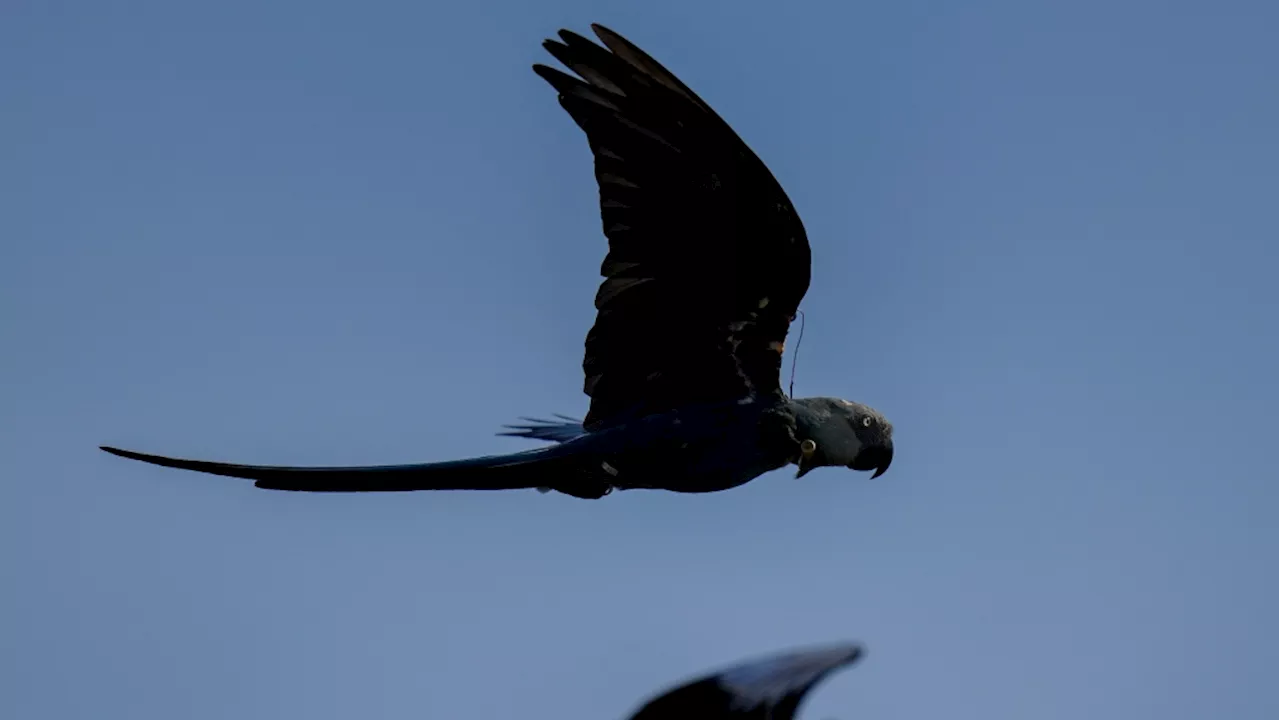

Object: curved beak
[850,441,894,479]
[870,447,892,479]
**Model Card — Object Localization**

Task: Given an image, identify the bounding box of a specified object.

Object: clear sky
[3,1,1273,718]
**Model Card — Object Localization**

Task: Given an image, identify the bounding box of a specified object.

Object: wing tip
[590,23,619,43]
[557,28,589,45]
[531,62,572,85]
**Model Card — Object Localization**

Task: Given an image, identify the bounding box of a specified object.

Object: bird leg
[793,438,819,479]
[793,438,819,478]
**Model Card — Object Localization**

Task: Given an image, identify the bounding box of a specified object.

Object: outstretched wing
[627,642,863,720]
[535,25,812,430]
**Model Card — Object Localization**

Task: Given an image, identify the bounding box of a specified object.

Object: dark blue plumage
[99,24,894,497]
[102,397,890,498]
[627,642,864,720]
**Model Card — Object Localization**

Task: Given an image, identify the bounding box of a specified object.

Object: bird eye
[862,417,873,427]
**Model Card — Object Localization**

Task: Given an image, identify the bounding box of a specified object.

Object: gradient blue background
[4,1,1274,718]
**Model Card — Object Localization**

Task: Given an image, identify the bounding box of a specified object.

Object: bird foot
[794,439,818,479]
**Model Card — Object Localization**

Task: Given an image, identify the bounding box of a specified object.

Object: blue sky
[3,1,1273,718]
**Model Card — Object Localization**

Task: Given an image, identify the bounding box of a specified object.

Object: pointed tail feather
[99,444,578,493]
[496,414,586,444]
[628,642,864,720]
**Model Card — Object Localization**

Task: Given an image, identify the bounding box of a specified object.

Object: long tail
[99,444,587,494]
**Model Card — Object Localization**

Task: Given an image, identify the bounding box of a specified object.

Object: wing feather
[536,25,812,429]
[627,642,864,720]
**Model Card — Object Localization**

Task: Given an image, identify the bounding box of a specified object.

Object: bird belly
[570,401,797,494]
[600,445,790,493]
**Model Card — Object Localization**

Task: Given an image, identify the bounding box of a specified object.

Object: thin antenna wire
[788,309,806,398]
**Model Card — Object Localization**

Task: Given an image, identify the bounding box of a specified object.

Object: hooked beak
[850,442,894,479]
[870,453,892,479]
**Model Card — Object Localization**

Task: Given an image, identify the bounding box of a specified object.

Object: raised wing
[627,642,864,720]
[534,25,812,430]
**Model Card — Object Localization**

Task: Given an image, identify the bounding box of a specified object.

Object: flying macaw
[101,24,895,499]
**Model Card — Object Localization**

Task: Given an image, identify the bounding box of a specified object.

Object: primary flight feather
[101,23,894,498]
[626,642,865,720]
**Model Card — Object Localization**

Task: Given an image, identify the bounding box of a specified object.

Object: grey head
[789,397,894,479]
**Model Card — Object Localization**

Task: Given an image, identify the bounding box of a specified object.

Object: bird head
[791,397,894,479]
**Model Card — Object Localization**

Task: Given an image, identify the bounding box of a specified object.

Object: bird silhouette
[627,641,864,720]
[101,24,894,498]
